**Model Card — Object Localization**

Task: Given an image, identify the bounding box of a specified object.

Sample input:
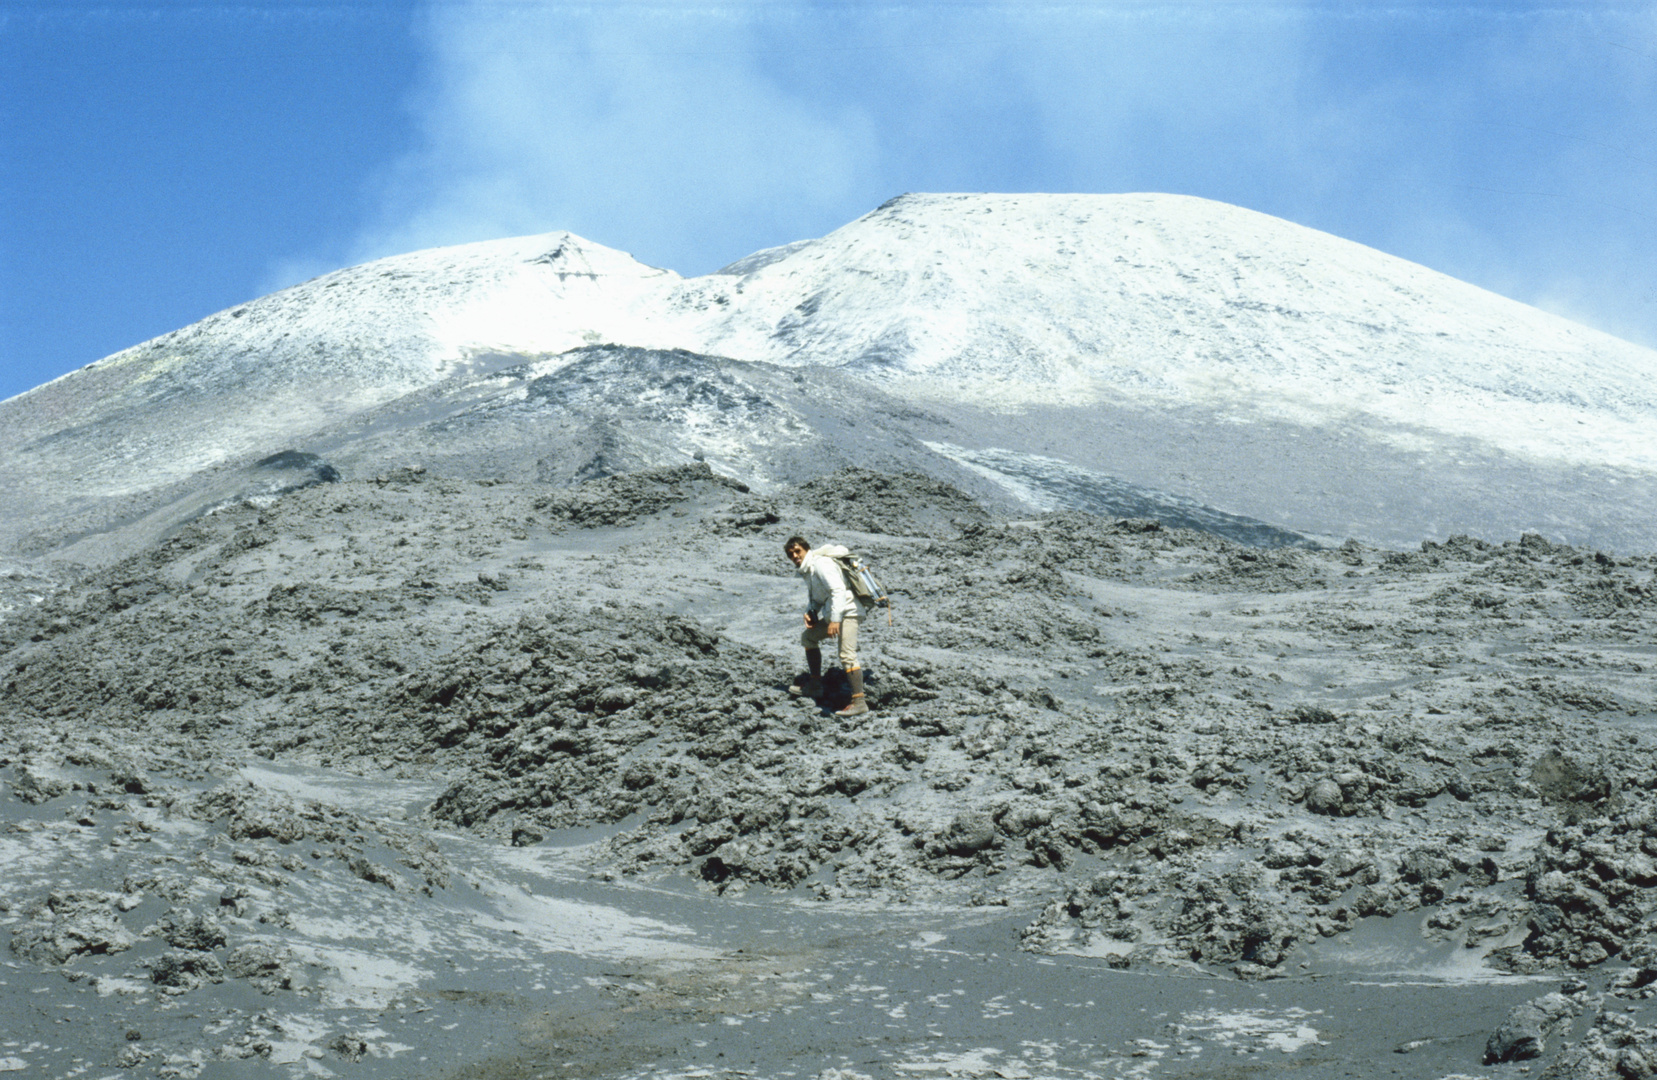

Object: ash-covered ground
[2,465,1656,1079]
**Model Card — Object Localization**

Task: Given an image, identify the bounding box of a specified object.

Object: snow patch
[1173,1007,1325,1053]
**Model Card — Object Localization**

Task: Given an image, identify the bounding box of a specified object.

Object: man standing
[784,536,869,716]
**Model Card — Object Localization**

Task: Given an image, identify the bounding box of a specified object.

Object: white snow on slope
[0,232,677,502]
[215,191,1654,474]
[660,193,1657,471]
[7,192,1657,509]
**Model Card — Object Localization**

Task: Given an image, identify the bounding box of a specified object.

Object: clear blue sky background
[3,0,1655,402]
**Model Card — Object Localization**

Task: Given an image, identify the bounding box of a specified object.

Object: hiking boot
[835,696,869,716]
[788,674,824,698]
[835,668,869,716]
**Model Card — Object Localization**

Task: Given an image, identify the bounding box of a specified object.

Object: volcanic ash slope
[5,468,1657,952]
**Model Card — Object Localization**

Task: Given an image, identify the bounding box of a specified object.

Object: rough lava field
[4,192,1657,1079]
[2,464,1656,1079]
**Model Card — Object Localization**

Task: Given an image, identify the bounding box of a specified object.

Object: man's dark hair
[784,536,810,552]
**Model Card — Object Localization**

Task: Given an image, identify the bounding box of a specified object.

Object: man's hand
[826,621,840,637]
[803,613,816,627]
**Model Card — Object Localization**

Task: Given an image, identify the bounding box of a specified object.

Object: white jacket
[799,546,858,623]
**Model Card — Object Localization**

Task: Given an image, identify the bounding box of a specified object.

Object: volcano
[5,192,1656,568]
[2,195,1655,1078]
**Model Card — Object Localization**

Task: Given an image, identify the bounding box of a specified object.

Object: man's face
[786,544,806,567]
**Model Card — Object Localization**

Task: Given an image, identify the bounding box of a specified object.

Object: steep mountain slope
[5,192,1657,564]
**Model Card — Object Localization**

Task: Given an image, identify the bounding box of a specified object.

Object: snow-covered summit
[668,193,1657,471]
[113,229,672,399]
[0,231,675,506]
[5,191,1657,562]
[359,190,1657,473]
[17,192,1657,473]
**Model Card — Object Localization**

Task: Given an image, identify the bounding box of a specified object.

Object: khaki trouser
[801,615,859,670]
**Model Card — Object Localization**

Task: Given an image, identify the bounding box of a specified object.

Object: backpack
[817,545,891,616]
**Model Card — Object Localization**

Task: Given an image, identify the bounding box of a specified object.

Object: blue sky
[3,1,1655,402]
